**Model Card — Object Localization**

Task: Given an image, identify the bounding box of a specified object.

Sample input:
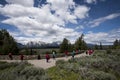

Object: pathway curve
[0,53,87,69]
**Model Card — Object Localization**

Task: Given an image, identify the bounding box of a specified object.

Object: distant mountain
[18,41,99,49]
[47,41,61,48]
[87,43,95,48]
[26,41,46,47]
[17,43,25,48]
[24,41,61,48]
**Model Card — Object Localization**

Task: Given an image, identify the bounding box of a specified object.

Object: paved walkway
[0,53,87,69]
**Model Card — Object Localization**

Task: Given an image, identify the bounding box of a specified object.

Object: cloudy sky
[0,0,120,45]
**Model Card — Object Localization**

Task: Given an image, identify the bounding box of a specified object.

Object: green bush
[80,70,117,80]
[56,60,66,69]
[20,66,49,80]
[0,62,19,70]
[106,49,112,54]
[0,61,49,80]
[20,66,45,77]
[47,67,79,80]
[47,50,120,80]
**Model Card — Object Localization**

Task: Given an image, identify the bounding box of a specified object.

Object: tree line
[60,34,87,52]
[113,39,120,49]
[0,29,19,55]
[0,29,119,55]
[60,35,120,52]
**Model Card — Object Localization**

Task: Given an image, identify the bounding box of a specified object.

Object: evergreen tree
[94,44,99,50]
[114,39,119,46]
[113,39,119,49]
[30,41,33,55]
[118,40,120,49]
[68,43,74,52]
[100,42,103,50]
[74,34,87,50]
[0,29,19,54]
[60,38,69,53]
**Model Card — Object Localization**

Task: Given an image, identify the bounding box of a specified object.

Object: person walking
[52,51,56,60]
[8,53,13,60]
[46,53,50,62]
[71,50,75,60]
[37,54,41,60]
[86,50,88,54]
[64,50,68,57]
[76,49,79,54]
[20,54,24,61]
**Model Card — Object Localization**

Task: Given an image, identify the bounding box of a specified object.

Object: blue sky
[0,0,120,45]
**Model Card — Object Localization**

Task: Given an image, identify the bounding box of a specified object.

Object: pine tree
[113,39,119,49]
[94,44,99,50]
[0,29,19,54]
[68,43,74,52]
[74,34,87,50]
[60,38,69,53]
[118,40,120,49]
[100,42,103,50]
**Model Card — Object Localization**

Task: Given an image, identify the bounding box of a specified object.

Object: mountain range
[17,41,61,48]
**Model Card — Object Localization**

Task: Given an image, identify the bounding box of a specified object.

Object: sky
[0,0,120,45]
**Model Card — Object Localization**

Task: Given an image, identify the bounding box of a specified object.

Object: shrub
[20,66,49,80]
[0,61,49,80]
[61,63,80,73]
[0,62,19,70]
[106,49,112,54]
[56,60,66,69]
[20,66,45,77]
[47,67,79,80]
[79,70,117,80]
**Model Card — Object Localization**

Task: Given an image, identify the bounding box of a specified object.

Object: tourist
[64,50,68,57]
[76,49,79,54]
[37,54,41,60]
[46,53,50,62]
[86,50,88,54]
[52,51,56,60]
[71,50,75,59]
[20,54,24,61]
[8,53,13,60]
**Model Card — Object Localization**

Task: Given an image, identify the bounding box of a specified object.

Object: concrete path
[0,53,87,69]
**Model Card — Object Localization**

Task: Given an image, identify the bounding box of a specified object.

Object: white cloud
[0,4,3,7]
[6,0,34,7]
[85,0,97,4]
[0,0,90,44]
[89,13,120,27]
[2,16,80,43]
[46,0,77,24]
[75,25,84,30]
[85,0,106,4]
[84,28,120,45]
[47,0,75,11]
[74,5,90,19]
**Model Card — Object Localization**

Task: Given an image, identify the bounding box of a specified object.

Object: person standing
[86,50,88,54]
[8,53,13,60]
[64,50,68,57]
[46,53,50,62]
[76,49,79,54]
[71,50,75,59]
[37,54,41,60]
[52,51,56,60]
[20,54,24,61]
